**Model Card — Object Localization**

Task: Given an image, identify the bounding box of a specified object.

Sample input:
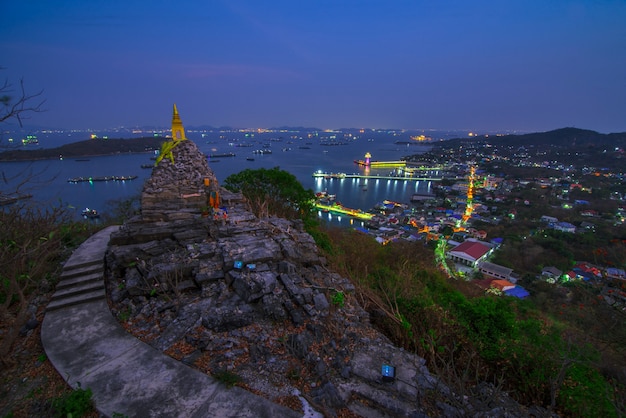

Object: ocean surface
[1,132,437,226]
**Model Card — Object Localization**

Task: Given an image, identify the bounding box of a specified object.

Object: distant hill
[0,137,166,161]
[508,127,626,147]
[428,127,626,171]
[445,127,626,148]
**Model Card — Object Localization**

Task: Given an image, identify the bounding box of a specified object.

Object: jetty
[314,201,375,220]
[354,159,406,168]
[312,172,449,182]
[353,152,448,171]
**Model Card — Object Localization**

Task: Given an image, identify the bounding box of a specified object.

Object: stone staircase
[47,258,106,312]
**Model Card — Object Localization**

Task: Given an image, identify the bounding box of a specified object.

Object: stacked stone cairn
[140,139,220,222]
[104,139,554,417]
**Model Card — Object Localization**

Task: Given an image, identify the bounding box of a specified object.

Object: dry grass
[0,304,99,418]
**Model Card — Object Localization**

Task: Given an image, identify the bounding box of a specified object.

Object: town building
[478,261,513,281]
[447,240,492,267]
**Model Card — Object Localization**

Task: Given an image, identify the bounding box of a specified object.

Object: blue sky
[2,0,625,132]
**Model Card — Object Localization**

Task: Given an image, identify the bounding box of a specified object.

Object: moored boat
[68,175,138,183]
[81,208,100,219]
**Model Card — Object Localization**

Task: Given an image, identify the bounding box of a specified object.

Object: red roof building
[447,240,492,267]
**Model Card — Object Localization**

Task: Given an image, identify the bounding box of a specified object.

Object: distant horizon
[3,122,625,137]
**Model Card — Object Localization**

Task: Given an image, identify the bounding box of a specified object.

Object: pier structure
[354,151,406,168]
[354,159,406,168]
[314,201,374,220]
[312,172,452,182]
[353,152,450,172]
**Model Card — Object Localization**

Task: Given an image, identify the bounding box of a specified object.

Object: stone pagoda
[140,104,220,222]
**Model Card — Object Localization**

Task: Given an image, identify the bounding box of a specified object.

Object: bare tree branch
[0,74,46,127]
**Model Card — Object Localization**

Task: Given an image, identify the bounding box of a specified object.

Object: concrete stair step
[63,256,103,270]
[60,263,103,280]
[52,280,104,301]
[56,271,103,290]
[46,288,106,312]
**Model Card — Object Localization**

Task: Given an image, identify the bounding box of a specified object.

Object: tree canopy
[223,167,314,219]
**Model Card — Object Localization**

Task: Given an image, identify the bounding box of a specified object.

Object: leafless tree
[1,70,49,197]
[0,70,46,127]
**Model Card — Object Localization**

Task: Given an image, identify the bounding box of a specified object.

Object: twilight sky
[1,0,625,133]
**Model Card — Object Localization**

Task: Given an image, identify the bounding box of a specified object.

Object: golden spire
[171,103,186,141]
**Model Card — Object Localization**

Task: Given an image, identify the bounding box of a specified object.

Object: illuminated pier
[354,151,406,168]
[354,159,407,168]
[312,172,450,181]
[314,202,375,220]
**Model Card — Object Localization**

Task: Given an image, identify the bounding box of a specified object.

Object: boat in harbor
[21,135,39,145]
[208,153,236,158]
[81,208,100,219]
[315,191,336,205]
[68,175,138,183]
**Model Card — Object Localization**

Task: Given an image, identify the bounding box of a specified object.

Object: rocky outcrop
[104,139,555,417]
[140,139,220,222]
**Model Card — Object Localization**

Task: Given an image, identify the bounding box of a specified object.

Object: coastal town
[315,128,626,311]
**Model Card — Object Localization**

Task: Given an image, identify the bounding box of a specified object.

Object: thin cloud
[177,63,305,81]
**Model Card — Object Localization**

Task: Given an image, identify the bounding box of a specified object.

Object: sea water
[0,134,433,225]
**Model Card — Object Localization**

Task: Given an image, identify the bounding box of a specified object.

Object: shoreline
[0,149,156,163]
[0,137,164,162]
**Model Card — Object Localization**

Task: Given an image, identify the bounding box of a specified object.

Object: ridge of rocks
[104,139,554,417]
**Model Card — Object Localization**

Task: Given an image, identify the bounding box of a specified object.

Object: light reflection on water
[1,138,433,225]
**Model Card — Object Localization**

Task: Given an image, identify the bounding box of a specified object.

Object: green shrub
[213,370,242,388]
[223,167,315,219]
[303,218,333,253]
[51,383,94,418]
[331,290,345,307]
[558,364,616,418]
[455,297,518,360]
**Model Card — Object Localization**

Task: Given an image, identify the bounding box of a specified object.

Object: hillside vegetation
[319,226,624,417]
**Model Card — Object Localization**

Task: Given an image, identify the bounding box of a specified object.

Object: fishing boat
[81,208,100,219]
[68,175,138,183]
[208,153,236,158]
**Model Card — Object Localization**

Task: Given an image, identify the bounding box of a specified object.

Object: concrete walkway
[42,225,299,418]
